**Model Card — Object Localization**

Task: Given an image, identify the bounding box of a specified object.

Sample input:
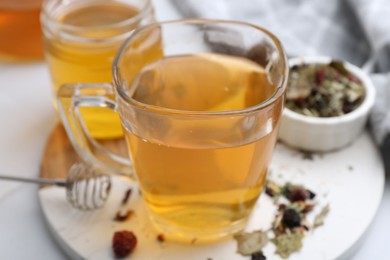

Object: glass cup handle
[57,83,134,178]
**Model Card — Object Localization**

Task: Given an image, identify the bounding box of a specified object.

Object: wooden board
[40,124,127,180]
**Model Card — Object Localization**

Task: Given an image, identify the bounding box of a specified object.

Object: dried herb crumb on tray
[122,188,133,205]
[114,209,134,222]
[235,180,330,259]
[286,61,365,117]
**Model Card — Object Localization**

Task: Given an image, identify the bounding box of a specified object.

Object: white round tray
[39,131,384,260]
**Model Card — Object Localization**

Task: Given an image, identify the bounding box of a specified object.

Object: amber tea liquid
[125,54,281,241]
[0,0,43,61]
[43,1,157,139]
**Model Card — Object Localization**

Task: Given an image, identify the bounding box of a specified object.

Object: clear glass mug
[41,0,156,139]
[0,0,43,61]
[58,19,288,242]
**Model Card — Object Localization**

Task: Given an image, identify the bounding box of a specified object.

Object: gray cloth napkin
[171,0,390,167]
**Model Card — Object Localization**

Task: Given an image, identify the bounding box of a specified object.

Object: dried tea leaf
[122,188,132,205]
[272,232,304,259]
[329,61,349,76]
[289,202,306,213]
[313,204,330,228]
[286,82,312,100]
[265,181,282,197]
[234,231,269,256]
[286,62,365,117]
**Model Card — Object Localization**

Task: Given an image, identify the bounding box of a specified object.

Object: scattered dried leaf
[265,181,282,197]
[272,232,304,259]
[234,180,330,259]
[234,231,268,256]
[313,204,330,228]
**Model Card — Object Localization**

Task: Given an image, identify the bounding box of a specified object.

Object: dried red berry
[112,231,137,258]
[282,208,301,229]
[315,69,325,84]
[251,251,266,260]
[290,188,308,202]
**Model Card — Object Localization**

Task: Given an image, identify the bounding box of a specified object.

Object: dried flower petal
[313,204,330,228]
[265,181,282,197]
[234,231,269,256]
[302,203,315,214]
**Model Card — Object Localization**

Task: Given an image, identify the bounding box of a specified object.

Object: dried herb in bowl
[286,61,365,117]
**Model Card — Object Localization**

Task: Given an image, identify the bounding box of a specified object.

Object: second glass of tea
[41,0,156,139]
[0,0,43,61]
[58,20,288,242]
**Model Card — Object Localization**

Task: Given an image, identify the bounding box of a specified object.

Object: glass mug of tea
[41,0,156,139]
[58,20,288,242]
[0,0,43,61]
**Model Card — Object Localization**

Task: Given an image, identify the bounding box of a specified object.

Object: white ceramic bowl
[278,56,376,152]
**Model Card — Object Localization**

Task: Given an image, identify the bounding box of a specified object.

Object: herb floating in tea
[157,234,165,243]
[286,61,365,117]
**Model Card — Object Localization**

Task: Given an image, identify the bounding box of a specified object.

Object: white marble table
[0,1,388,259]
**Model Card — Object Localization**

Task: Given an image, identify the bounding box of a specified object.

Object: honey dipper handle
[0,175,66,187]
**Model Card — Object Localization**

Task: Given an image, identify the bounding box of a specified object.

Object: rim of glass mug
[41,0,154,44]
[113,19,289,117]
